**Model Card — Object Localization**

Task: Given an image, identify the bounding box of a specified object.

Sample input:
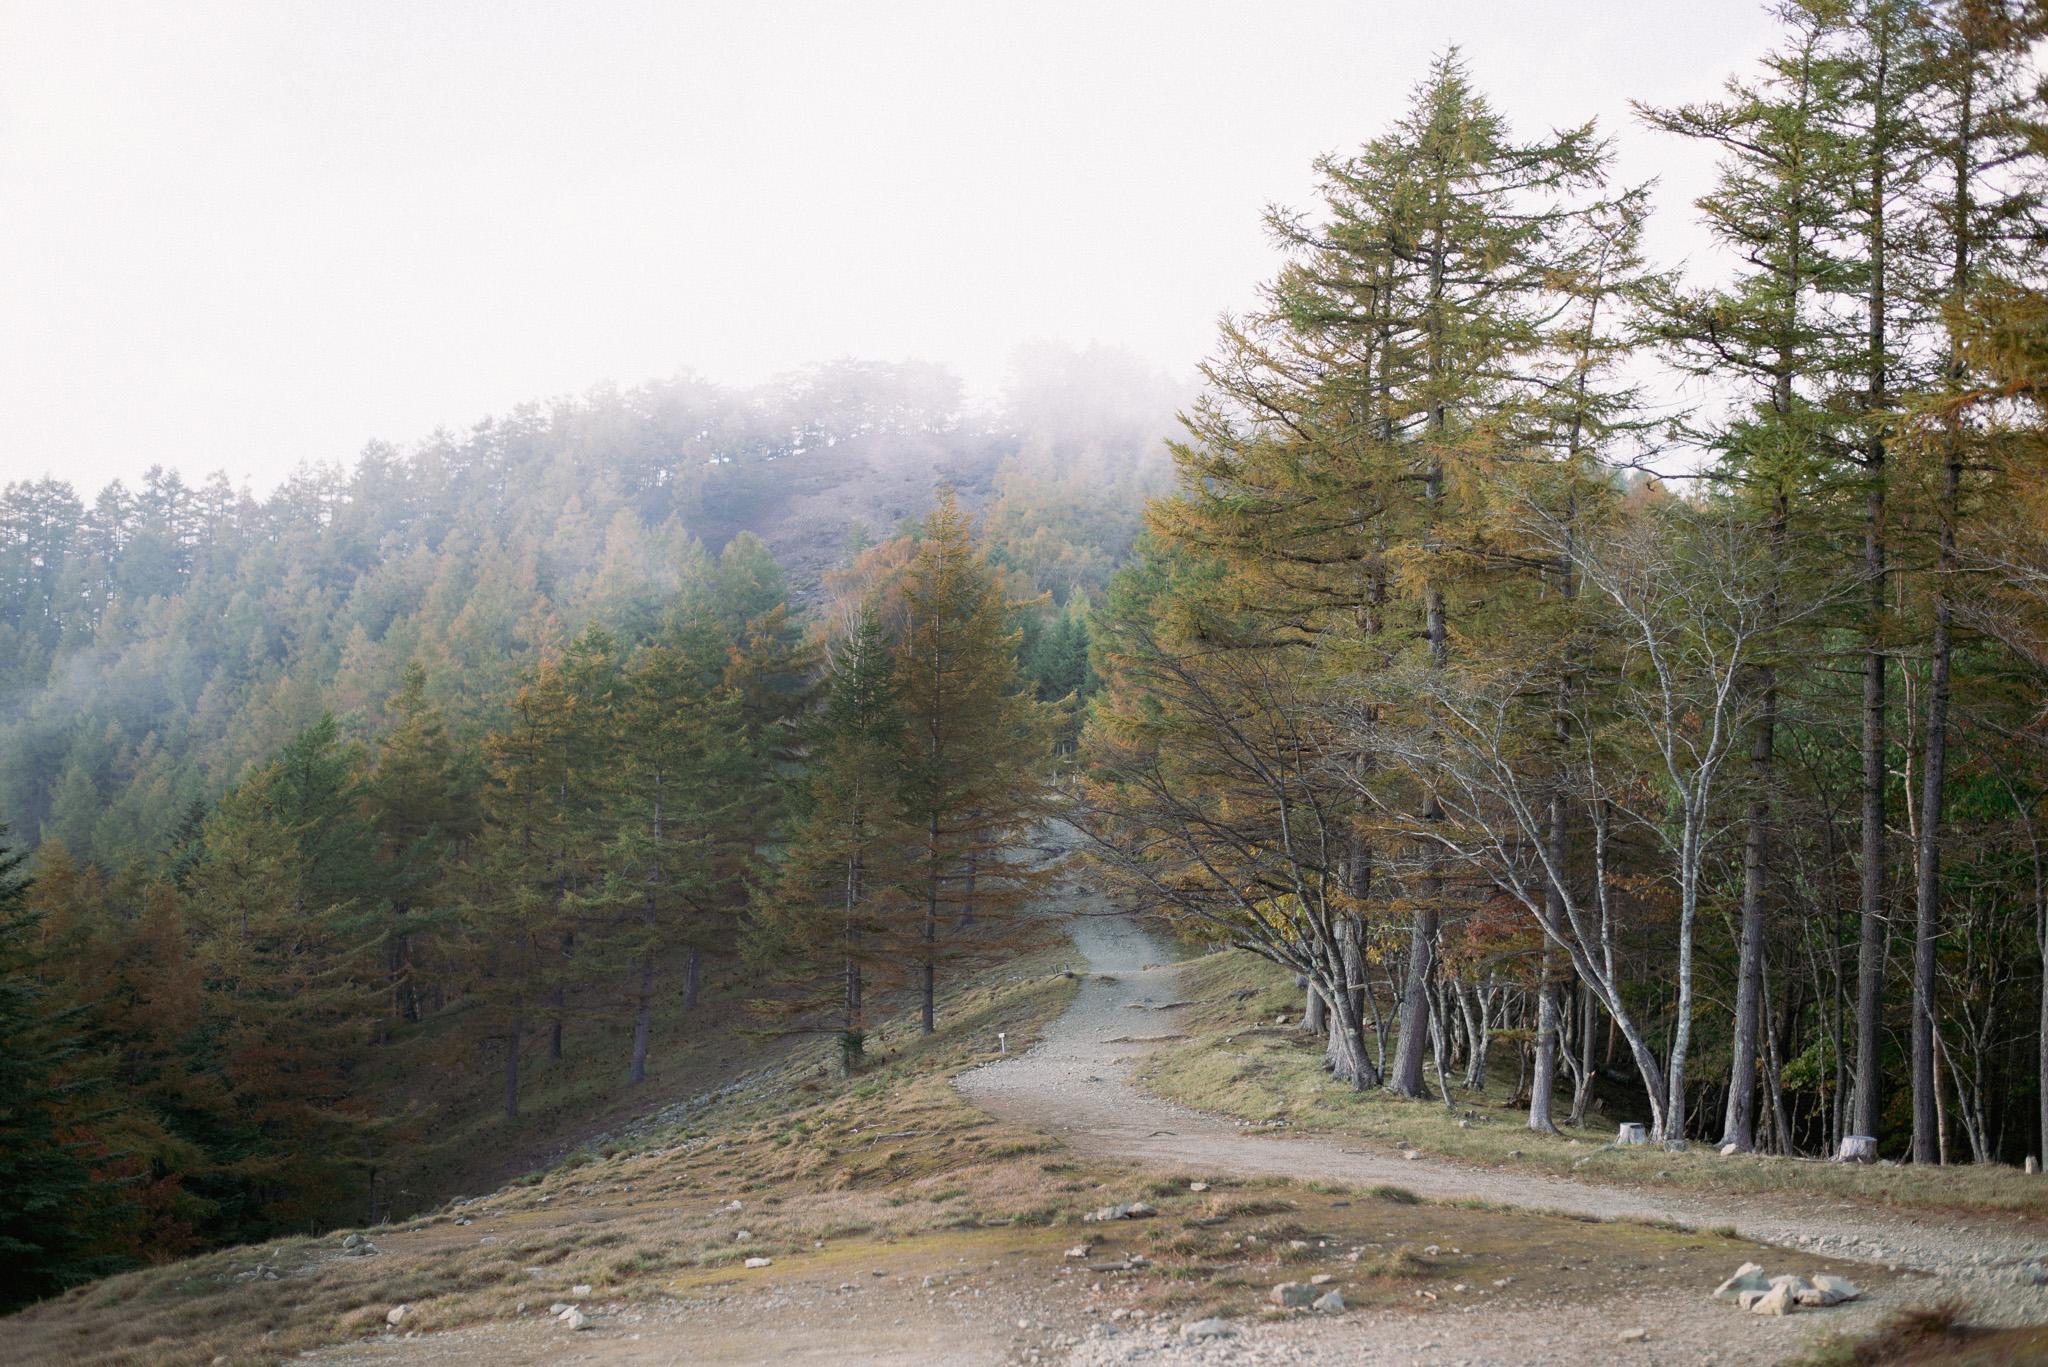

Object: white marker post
[998,1032,1008,1054]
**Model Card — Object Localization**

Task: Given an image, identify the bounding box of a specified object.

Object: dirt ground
[286,904,2048,1367]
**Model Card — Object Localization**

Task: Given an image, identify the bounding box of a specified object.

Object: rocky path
[956,906,2048,1353]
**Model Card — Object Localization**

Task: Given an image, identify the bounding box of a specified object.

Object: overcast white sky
[0,1,1779,496]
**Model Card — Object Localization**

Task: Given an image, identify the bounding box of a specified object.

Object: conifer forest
[8,4,2048,1360]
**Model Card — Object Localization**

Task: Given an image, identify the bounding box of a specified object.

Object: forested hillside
[0,349,1171,1308]
[10,2,2048,1353]
[0,347,1174,869]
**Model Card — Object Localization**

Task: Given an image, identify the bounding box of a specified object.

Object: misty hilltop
[0,345,1179,870]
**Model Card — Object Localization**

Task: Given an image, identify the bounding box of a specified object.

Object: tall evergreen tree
[0,824,112,1311]
[893,493,1055,1033]
[746,603,913,1067]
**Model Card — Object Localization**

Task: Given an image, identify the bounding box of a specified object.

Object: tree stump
[1837,1135,1878,1163]
[1616,1123,1648,1146]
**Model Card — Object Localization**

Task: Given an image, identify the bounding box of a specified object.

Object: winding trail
[958,905,2048,1320]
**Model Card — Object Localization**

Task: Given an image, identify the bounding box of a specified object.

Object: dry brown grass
[6,946,1090,1366]
[8,925,1928,1365]
[1794,1300,2048,1366]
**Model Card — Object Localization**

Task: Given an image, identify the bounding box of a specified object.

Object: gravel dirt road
[953,902,2048,1363]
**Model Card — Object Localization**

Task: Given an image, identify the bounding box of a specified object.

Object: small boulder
[744,1257,773,1269]
[560,1308,589,1331]
[1617,1327,1649,1343]
[570,1284,592,1297]
[1749,1283,1796,1316]
[385,1305,410,1328]
[733,1230,752,1242]
[342,1233,364,1250]
[1810,1274,1861,1302]
[1189,1181,1210,1192]
[1713,1262,1771,1301]
[1065,1245,1090,1260]
[1268,1281,1316,1308]
[1770,1274,1814,1301]
[1312,1289,1345,1313]
[1309,1274,1334,1286]
[1181,1318,1235,1341]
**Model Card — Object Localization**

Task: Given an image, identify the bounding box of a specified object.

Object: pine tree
[582,621,749,1085]
[1638,2,1858,1151]
[747,603,913,1067]
[0,824,112,1310]
[892,493,1056,1033]
[468,661,578,1119]
[1148,51,1642,1102]
[364,662,479,1022]
[181,720,377,1225]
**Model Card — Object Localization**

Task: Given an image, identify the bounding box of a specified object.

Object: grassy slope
[12,918,1800,1367]
[1140,949,2048,1220]
[8,942,1083,1366]
[366,956,806,1216]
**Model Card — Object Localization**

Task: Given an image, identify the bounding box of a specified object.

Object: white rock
[1617,1327,1649,1343]
[1749,1283,1796,1316]
[1312,1289,1345,1312]
[1770,1274,1813,1296]
[1713,1262,1771,1301]
[561,1308,590,1331]
[571,1284,592,1297]
[1181,1318,1236,1340]
[1810,1274,1861,1301]
[385,1305,410,1327]
[734,1230,752,1242]
[1189,1181,1210,1192]
[1269,1281,1315,1308]
[1310,1274,1334,1285]
[744,1257,773,1269]
[1065,1245,1090,1260]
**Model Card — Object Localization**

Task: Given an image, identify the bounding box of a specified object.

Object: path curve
[957,905,2048,1322]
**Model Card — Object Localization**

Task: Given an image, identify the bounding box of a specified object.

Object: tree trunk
[920,918,937,1035]
[1910,454,1957,1164]
[1851,31,1893,1145]
[1723,700,1774,1151]
[1303,975,1328,1036]
[629,950,654,1086]
[502,1005,523,1121]
[1723,493,1783,1152]
[1530,782,1570,1132]
[1322,949,1381,1089]
[1569,984,1598,1127]
[684,946,702,1011]
[1390,909,1436,1097]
